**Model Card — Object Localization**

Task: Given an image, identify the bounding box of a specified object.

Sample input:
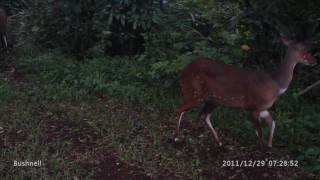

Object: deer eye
[301,51,311,59]
[302,53,306,58]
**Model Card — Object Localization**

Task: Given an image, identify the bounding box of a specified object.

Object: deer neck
[273,53,297,94]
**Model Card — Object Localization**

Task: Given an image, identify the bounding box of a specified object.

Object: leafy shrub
[7,0,161,56]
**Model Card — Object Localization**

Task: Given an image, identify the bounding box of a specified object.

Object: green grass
[0,96,81,179]
[19,51,180,107]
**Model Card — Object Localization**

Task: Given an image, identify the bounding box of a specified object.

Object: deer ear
[281,37,293,46]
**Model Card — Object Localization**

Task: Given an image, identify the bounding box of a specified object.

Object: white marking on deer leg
[3,36,7,48]
[178,112,185,128]
[175,112,185,142]
[268,121,276,147]
[259,110,270,118]
[205,114,221,146]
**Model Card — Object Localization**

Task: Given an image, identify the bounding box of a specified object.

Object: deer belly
[207,94,245,108]
[246,96,277,110]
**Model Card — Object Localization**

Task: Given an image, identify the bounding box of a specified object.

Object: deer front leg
[175,99,200,141]
[259,110,275,147]
[251,111,265,147]
[175,111,185,141]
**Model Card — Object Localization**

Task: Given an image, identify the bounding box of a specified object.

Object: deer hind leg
[199,103,222,146]
[259,110,275,147]
[250,111,265,147]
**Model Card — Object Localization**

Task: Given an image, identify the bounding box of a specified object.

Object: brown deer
[0,7,8,51]
[175,38,317,148]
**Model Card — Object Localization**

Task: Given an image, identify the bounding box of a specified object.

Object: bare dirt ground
[40,106,314,180]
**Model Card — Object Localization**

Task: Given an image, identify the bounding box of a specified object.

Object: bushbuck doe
[175,38,317,148]
[0,7,8,51]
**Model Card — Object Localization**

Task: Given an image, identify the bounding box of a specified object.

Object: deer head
[282,37,317,66]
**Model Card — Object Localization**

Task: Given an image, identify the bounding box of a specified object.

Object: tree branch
[298,80,320,96]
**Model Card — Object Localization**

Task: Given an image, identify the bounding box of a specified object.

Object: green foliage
[227,0,320,65]
[1,0,31,13]
[20,51,177,106]
[229,0,320,39]
[276,94,320,173]
[3,0,250,58]
[8,0,161,55]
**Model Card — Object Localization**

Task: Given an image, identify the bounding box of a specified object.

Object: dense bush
[3,0,160,55]
[2,1,246,57]
[2,0,319,57]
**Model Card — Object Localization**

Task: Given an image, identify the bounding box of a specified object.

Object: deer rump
[180,58,278,111]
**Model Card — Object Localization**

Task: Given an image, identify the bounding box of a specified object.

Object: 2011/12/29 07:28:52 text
[221,160,299,167]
